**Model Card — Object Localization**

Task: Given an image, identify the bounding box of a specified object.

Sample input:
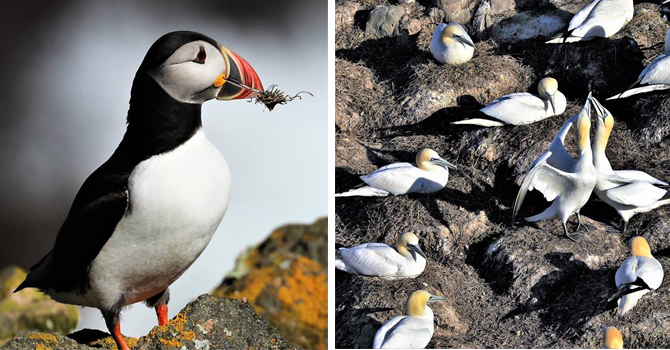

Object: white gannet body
[546,0,634,43]
[602,326,624,349]
[335,232,426,279]
[335,149,457,197]
[513,95,598,240]
[453,78,567,127]
[608,29,670,99]
[611,237,664,316]
[430,23,475,65]
[373,290,445,349]
[590,97,670,232]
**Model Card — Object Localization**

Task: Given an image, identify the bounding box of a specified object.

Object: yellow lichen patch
[27,333,59,345]
[35,344,49,350]
[159,338,183,347]
[183,331,196,341]
[277,257,328,331]
[89,335,138,349]
[218,267,275,305]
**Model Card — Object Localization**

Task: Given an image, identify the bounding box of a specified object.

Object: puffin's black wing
[16,160,131,294]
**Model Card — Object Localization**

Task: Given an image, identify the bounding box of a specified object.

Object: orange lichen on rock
[89,335,138,349]
[277,257,328,331]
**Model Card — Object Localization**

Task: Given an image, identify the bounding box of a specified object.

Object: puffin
[14,31,263,350]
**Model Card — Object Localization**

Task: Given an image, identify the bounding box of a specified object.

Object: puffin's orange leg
[155,303,168,326]
[111,323,131,350]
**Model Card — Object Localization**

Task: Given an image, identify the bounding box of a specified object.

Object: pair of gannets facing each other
[430,23,475,65]
[608,29,670,100]
[513,94,597,241]
[452,78,567,127]
[602,326,624,349]
[373,290,446,349]
[14,32,264,350]
[609,236,664,316]
[590,97,670,232]
[335,149,457,197]
[546,0,633,43]
[336,232,426,278]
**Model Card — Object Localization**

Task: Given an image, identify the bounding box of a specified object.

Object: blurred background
[0,0,326,339]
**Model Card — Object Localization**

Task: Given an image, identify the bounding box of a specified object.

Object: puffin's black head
[133,31,263,105]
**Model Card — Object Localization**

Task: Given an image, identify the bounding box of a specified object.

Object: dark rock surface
[337,0,670,348]
[1,294,298,350]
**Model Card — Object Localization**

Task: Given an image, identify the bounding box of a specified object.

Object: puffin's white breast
[88,128,231,309]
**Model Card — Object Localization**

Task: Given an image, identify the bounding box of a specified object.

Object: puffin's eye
[193,48,206,64]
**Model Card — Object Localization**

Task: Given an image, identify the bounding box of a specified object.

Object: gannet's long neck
[575,115,593,169]
[593,116,615,174]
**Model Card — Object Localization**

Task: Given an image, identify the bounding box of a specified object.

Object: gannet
[602,326,623,349]
[609,237,664,316]
[335,232,427,279]
[590,96,670,233]
[513,95,598,241]
[373,290,446,349]
[14,31,263,350]
[546,0,634,44]
[335,148,457,197]
[452,78,567,127]
[430,23,475,65]
[608,29,670,99]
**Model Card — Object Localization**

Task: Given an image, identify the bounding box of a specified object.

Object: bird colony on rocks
[336,0,670,348]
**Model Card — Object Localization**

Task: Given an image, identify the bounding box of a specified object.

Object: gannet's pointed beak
[431,157,458,170]
[427,295,446,303]
[453,34,475,48]
[548,93,557,114]
[215,45,264,100]
[589,95,607,121]
[407,244,427,259]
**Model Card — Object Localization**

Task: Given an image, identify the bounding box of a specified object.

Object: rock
[335,1,361,34]
[490,10,571,44]
[1,295,297,350]
[0,266,78,346]
[436,0,477,24]
[213,218,327,350]
[365,5,406,38]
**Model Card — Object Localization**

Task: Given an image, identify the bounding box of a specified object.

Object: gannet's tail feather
[452,118,505,127]
[607,84,670,100]
[335,186,389,197]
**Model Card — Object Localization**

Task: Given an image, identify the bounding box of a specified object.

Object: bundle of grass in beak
[252,84,313,111]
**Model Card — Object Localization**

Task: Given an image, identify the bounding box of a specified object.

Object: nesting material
[252,84,312,111]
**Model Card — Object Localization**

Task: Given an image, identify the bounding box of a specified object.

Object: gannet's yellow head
[406,290,446,317]
[538,77,559,114]
[416,148,457,172]
[590,96,614,153]
[602,326,623,349]
[575,96,592,152]
[441,23,474,48]
[396,232,426,260]
[630,236,652,258]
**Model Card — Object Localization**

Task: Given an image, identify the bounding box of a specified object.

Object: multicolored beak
[215,45,264,100]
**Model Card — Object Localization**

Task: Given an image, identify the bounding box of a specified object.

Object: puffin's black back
[17,31,215,294]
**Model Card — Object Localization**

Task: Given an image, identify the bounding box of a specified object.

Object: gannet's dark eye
[193,48,206,64]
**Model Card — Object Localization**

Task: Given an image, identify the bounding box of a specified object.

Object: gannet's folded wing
[376,317,432,349]
[339,244,399,276]
[636,257,664,290]
[568,0,601,31]
[529,115,577,172]
[361,163,421,195]
[639,53,670,85]
[614,170,668,186]
[480,93,547,125]
[604,181,668,207]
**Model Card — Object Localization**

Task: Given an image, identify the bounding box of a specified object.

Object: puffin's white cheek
[151,64,215,104]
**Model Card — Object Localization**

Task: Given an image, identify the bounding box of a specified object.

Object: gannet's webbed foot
[563,222,582,241]
[573,212,593,234]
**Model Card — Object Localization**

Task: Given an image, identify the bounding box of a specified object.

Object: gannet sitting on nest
[546,0,633,44]
[430,23,475,65]
[452,78,566,127]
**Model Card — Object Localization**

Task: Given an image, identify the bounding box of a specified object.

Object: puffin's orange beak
[215,45,263,100]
